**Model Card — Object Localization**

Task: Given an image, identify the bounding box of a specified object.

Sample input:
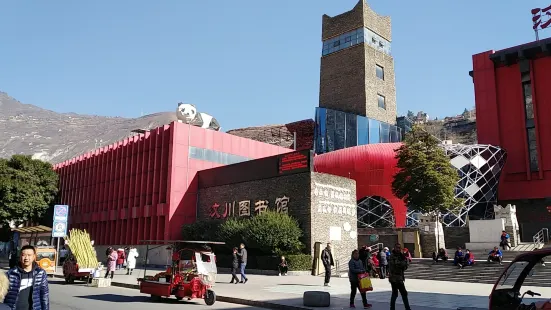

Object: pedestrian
[388,243,412,310]
[0,270,10,309]
[236,243,248,284]
[278,256,288,276]
[4,245,50,310]
[116,248,126,270]
[105,247,117,279]
[8,249,17,269]
[377,249,388,279]
[358,245,369,269]
[126,247,139,275]
[348,249,372,309]
[59,246,68,265]
[230,247,240,284]
[321,243,334,287]
[500,231,511,251]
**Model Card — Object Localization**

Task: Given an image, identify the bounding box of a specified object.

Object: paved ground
[47,278,267,310]
[3,265,551,309]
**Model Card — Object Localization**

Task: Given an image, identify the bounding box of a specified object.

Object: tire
[150,295,161,302]
[204,289,216,306]
[176,297,183,301]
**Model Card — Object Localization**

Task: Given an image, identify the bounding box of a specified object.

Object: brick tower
[319,0,396,125]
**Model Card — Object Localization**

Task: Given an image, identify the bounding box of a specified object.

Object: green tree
[391,126,462,213]
[406,110,415,118]
[462,108,470,118]
[243,211,303,255]
[0,155,59,226]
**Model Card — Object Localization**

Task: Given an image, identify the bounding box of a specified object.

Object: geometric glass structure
[357,196,396,228]
[314,107,403,155]
[405,144,507,227]
[441,144,507,227]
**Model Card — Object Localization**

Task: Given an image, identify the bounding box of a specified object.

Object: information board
[52,205,69,238]
[278,150,312,175]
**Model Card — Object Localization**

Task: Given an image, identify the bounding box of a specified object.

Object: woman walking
[105,247,117,279]
[230,247,240,284]
[126,247,139,275]
[348,249,372,309]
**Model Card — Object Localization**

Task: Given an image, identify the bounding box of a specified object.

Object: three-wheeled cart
[489,248,551,310]
[137,240,224,306]
[62,254,94,284]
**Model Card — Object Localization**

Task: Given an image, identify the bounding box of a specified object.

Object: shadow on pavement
[76,294,204,305]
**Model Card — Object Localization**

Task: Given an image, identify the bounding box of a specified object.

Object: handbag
[358,272,373,292]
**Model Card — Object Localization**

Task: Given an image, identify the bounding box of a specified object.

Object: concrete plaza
[42,266,550,310]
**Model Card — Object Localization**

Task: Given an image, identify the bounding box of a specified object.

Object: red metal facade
[313,143,407,227]
[472,47,551,201]
[54,121,290,245]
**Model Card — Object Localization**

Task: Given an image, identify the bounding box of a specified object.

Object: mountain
[0,92,177,164]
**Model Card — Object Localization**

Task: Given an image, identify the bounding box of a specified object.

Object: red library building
[471,36,551,239]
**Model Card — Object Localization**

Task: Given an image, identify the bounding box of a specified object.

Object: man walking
[4,245,50,309]
[321,243,334,287]
[237,243,248,284]
[388,243,411,310]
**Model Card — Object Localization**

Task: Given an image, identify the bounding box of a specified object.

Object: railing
[533,228,549,248]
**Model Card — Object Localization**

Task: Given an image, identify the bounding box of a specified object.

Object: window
[372,37,377,44]
[345,36,351,43]
[188,146,250,165]
[376,65,384,80]
[333,40,340,47]
[377,94,386,109]
[523,82,534,120]
[527,128,539,172]
[522,81,538,171]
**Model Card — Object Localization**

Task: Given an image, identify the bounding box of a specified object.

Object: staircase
[405,259,551,287]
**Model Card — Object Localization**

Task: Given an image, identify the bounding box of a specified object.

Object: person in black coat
[230,247,240,284]
[321,243,334,286]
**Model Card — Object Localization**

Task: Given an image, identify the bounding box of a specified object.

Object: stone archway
[357,196,396,228]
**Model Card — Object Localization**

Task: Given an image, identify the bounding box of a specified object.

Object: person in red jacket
[116,248,126,270]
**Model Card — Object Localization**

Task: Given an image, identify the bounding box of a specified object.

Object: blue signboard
[52,205,69,238]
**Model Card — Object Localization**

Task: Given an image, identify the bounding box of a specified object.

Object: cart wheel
[204,289,216,306]
[65,275,75,284]
[176,297,183,301]
[150,295,161,302]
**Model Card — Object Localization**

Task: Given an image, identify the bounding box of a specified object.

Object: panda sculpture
[176,103,221,131]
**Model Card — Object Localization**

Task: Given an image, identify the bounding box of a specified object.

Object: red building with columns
[53,121,290,245]
[471,37,551,239]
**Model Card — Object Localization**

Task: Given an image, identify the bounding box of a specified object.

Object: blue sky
[0,0,548,130]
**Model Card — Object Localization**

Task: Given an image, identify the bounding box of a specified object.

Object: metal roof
[11,225,52,233]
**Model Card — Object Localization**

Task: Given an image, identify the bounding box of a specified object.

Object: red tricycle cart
[137,240,224,306]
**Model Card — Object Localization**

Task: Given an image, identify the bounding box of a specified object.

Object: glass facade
[189,146,250,165]
[322,27,392,57]
[314,107,402,154]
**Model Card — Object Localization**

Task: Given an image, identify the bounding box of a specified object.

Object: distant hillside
[419,119,477,144]
[0,91,177,164]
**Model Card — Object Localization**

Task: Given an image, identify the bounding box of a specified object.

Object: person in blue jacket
[453,247,464,266]
[4,245,49,310]
[348,249,372,309]
[487,246,503,265]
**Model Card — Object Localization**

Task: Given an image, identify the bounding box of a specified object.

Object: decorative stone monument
[494,204,520,247]
[418,213,446,257]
